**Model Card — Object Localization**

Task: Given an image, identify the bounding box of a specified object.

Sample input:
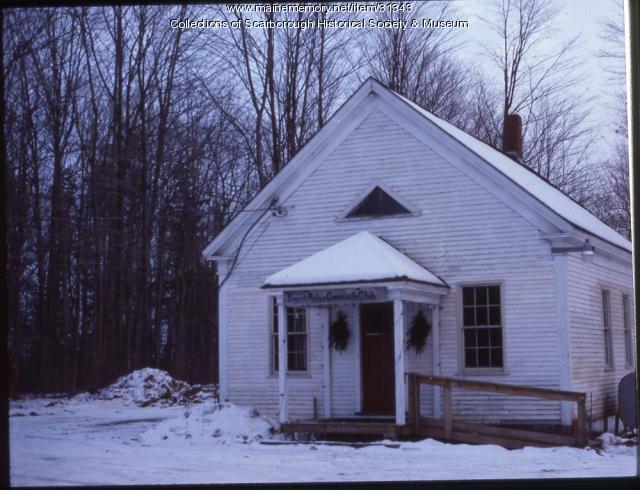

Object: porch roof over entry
[262,231,447,289]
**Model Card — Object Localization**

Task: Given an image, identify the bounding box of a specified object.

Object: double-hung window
[462,285,503,369]
[272,299,308,373]
[602,290,614,368]
[623,294,633,366]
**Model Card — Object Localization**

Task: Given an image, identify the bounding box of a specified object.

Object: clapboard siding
[329,305,357,416]
[227,290,324,418]
[404,302,435,416]
[566,253,635,420]
[436,264,562,422]
[221,108,585,422]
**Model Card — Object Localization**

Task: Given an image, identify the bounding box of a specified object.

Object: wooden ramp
[406,374,589,449]
[418,417,576,449]
[282,375,589,449]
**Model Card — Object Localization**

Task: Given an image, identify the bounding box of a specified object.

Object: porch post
[277,295,288,423]
[393,299,406,425]
[353,304,362,413]
[322,307,332,418]
[432,304,442,418]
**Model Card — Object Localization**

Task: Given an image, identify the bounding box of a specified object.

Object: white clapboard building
[203,79,634,432]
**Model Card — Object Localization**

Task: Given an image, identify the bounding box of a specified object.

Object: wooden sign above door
[284,287,387,306]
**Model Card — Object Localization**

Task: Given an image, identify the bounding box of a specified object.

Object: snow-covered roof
[393,91,632,253]
[203,79,631,260]
[262,231,447,288]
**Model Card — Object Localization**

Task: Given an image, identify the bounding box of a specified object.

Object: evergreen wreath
[406,309,431,355]
[329,311,350,352]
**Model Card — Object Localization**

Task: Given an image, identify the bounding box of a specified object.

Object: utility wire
[218,197,277,289]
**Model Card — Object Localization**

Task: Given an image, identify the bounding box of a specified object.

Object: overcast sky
[455,0,626,161]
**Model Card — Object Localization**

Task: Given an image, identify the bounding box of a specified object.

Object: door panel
[360,302,395,414]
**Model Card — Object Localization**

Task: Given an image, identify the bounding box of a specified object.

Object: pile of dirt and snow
[595,433,637,456]
[141,400,278,445]
[93,368,218,407]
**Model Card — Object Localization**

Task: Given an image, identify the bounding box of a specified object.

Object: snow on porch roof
[262,231,447,289]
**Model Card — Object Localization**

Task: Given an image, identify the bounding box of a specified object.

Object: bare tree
[465,71,504,147]
[483,0,580,146]
[590,133,631,238]
[524,95,596,203]
[5,3,626,396]
[5,6,245,392]
[365,2,472,126]
[4,9,50,389]
[214,7,357,183]
[24,9,84,391]
[591,3,630,238]
[472,0,597,206]
[599,1,626,80]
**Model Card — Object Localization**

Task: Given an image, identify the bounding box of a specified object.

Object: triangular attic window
[346,186,411,218]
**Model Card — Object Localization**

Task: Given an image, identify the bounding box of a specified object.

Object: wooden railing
[406,373,588,448]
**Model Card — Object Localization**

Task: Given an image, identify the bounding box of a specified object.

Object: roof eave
[261,276,449,290]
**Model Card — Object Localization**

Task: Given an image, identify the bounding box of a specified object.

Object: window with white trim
[462,285,503,369]
[623,294,633,366]
[271,299,308,372]
[602,290,614,368]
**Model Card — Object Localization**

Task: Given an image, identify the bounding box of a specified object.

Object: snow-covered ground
[9,369,637,486]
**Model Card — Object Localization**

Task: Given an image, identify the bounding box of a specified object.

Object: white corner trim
[552,253,573,426]
[277,295,288,423]
[217,258,232,402]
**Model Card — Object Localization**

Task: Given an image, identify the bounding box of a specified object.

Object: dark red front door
[360,302,395,415]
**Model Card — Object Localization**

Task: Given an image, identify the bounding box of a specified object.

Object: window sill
[335,212,420,223]
[267,372,312,379]
[456,368,507,377]
[604,366,615,372]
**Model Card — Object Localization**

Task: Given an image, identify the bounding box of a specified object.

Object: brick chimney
[503,114,523,161]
